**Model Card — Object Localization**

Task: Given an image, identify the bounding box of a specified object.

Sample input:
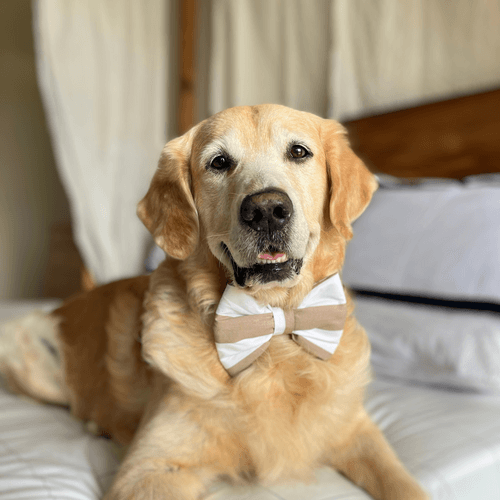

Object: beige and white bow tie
[214,273,347,376]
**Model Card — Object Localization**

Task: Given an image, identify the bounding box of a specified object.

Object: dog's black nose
[240,189,293,233]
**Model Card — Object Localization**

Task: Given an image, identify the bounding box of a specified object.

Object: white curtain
[201,0,500,122]
[202,0,332,119]
[33,0,169,284]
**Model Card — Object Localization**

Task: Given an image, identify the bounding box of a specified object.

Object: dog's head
[138,105,376,291]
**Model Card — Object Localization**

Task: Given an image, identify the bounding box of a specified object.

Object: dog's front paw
[103,467,209,500]
[377,479,430,500]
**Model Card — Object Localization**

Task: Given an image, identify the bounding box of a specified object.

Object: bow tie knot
[214,274,347,376]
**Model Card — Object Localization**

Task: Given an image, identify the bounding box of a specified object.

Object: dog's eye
[290,145,311,160]
[209,155,231,172]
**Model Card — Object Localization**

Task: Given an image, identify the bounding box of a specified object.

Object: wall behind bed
[0,0,71,300]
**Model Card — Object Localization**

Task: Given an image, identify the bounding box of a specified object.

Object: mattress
[1,300,500,499]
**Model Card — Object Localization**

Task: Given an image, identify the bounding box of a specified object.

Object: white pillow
[355,296,500,392]
[145,244,166,272]
[343,175,500,303]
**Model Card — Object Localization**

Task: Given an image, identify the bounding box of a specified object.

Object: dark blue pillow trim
[352,289,500,314]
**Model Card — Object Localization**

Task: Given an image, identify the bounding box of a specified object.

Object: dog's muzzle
[222,188,303,287]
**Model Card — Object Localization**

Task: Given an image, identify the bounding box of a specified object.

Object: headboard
[344,88,500,179]
[44,88,500,299]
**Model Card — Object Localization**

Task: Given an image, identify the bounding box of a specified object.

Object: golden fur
[1,105,427,499]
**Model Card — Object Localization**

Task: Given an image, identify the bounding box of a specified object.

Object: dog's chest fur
[228,338,342,482]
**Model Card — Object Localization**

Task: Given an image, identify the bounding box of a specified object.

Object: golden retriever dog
[0,105,428,499]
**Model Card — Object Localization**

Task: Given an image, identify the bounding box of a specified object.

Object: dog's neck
[168,228,346,317]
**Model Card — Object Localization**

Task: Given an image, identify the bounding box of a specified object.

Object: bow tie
[214,274,347,376]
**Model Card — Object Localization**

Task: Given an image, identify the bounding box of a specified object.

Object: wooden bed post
[179,0,197,134]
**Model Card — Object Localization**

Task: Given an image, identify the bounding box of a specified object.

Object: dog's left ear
[322,120,378,240]
[137,126,199,260]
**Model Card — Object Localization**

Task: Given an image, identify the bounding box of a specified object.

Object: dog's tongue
[258,252,285,261]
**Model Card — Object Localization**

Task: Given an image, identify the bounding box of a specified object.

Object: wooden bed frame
[43,87,500,299]
[344,88,500,179]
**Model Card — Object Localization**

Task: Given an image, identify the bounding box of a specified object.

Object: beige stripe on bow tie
[226,341,272,376]
[214,304,347,343]
[292,335,331,360]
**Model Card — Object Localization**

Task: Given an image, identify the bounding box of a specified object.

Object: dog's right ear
[137,127,199,260]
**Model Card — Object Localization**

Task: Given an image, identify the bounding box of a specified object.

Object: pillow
[343,175,500,304]
[354,295,500,392]
[145,244,165,272]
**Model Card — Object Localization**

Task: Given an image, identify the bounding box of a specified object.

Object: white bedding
[354,296,500,393]
[342,177,500,304]
[1,301,500,499]
[0,301,121,499]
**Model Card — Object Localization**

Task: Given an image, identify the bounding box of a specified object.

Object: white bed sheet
[1,301,500,499]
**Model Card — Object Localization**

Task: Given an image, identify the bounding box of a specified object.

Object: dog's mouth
[256,251,289,264]
[221,243,303,287]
